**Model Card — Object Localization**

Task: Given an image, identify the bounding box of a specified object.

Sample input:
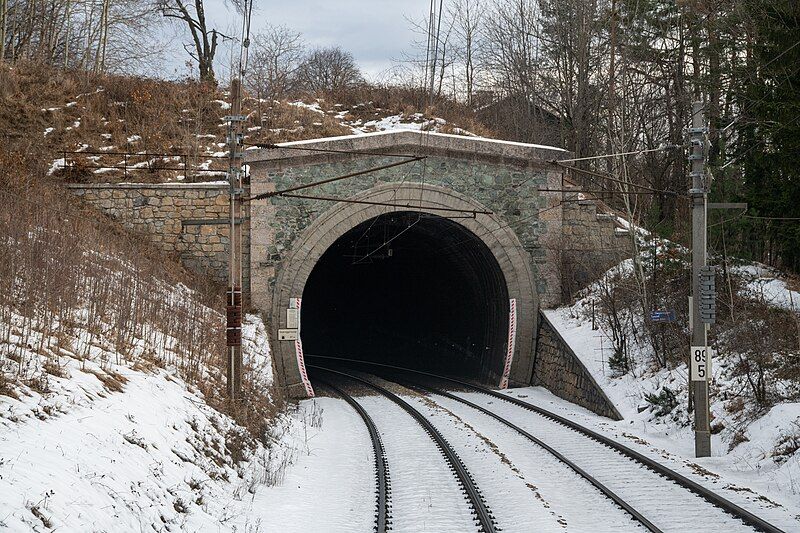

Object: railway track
[307,355,786,533]
[310,365,498,533]
[313,375,391,533]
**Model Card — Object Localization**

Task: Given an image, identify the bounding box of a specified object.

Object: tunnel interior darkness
[301,211,510,383]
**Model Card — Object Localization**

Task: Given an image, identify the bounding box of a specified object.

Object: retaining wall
[67,183,250,293]
[533,311,622,419]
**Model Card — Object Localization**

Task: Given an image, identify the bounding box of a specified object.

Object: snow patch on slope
[733,263,800,312]
[0,236,316,533]
[541,255,800,517]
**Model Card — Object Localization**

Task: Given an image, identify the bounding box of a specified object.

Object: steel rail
[306,355,785,533]
[308,365,497,533]
[385,374,661,532]
[313,375,390,533]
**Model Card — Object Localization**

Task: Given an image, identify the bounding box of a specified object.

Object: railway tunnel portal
[66,129,627,418]
[302,209,511,383]
[246,130,625,406]
[267,183,536,394]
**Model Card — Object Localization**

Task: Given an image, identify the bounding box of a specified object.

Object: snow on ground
[733,263,800,311]
[289,100,325,115]
[406,392,641,532]
[474,387,800,530]
[1,361,265,531]
[0,298,381,532]
[539,262,800,524]
[0,371,376,532]
[46,158,65,175]
[240,396,375,533]
[243,312,273,384]
[348,113,444,134]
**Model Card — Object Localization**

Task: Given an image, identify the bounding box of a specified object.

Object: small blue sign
[650,310,676,323]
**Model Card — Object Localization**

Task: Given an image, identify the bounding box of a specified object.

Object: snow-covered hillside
[543,249,800,510]
[0,307,379,532]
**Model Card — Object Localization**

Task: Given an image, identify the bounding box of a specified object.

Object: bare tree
[296,46,362,93]
[158,0,219,84]
[0,0,159,72]
[449,0,485,105]
[245,25,304,101]
[481,0,542,103]
[94,0,108,72]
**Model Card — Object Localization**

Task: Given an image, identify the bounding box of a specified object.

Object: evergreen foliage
[733,1,800,270]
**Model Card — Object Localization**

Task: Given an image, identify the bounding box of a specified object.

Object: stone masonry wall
[533,312,622,419]
[250,155,565,309]
[66,183,250,293]
[561,195,630,301]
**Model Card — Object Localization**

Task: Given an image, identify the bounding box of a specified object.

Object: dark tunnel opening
[302,211,509,383]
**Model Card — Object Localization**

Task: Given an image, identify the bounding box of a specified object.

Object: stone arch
[268,182,538,397]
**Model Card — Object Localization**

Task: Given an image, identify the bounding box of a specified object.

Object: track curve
[307,355,786,533]
[313,374,390,533]
[309,365,498,533]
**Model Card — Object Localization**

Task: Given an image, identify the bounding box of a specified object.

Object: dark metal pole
[226,78,244,400]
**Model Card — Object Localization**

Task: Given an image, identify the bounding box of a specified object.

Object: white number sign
[691,346,711,382]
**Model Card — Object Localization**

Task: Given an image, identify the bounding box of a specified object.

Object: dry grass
[1,61,497,189]
[0,62,281,440]
[0,372,17,399]
[773,422,800,463]
[86,368,128,393]
[0,61,355,185]
[42,358,69,379]
[322,84,496,138]
[245,97,350,144]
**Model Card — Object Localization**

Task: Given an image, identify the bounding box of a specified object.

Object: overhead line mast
[689,102,712,458]
[225,0,252,400]
[225,79,245,400]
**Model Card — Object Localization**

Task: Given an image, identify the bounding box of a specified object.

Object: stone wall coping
[66,182,229,190]
[245,129,572,167]
[538,311,623,420]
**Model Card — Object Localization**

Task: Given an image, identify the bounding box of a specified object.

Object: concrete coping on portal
[244,129,572,167]
[65,181,229,190]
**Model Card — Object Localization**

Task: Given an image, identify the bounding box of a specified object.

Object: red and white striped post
[500,298,517,389]
[292,297,315,397]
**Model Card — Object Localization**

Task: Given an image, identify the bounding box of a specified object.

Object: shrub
[644,386,679,417]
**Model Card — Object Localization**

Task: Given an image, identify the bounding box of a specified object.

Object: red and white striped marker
[499,298,517,389]
[292,297,315,397]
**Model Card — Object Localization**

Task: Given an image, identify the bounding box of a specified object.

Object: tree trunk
[94,0,110,73]
[0,0,7,62]
[63,0,72,68]
[100,0,110,73]
[707,11,721,166]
